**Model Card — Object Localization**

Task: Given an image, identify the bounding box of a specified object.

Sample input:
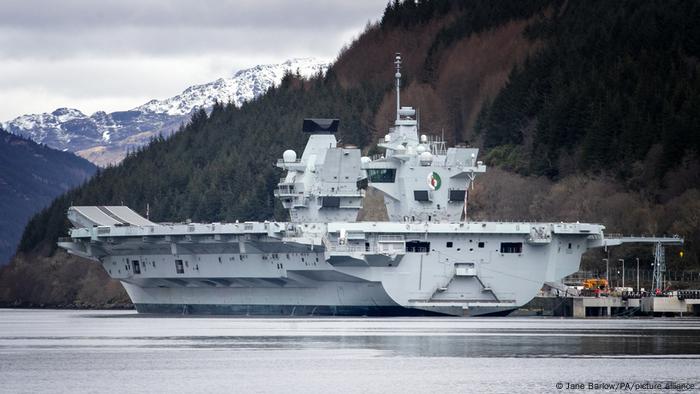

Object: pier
[523,292,700,317]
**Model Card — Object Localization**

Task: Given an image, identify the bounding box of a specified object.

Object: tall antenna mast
[394,52,401,121]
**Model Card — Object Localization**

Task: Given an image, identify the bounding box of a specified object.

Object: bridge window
[132,260,140,274]
[406,240,430,253]
[367,168,396,183]
[175,259,184,274]
[500,242,522,254]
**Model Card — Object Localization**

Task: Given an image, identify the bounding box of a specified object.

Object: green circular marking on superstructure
[427,171,442,191]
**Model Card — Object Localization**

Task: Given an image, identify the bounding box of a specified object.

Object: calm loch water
[1,309,699,393]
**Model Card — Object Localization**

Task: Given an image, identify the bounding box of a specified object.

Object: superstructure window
[367,168,396,183]
[414,190,430,201]
[322,197,340,208]
[132,260,140,274]
[406,240,430,253]
[500,242,522,254]
[446,242,453,248]
[448,189,466,202]
[175,259,184,274]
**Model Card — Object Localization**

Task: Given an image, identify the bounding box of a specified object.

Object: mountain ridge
[2,58,328,166]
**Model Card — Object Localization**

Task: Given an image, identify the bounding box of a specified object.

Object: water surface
[1,309,699,393]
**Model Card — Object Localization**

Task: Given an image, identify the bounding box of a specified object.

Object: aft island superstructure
[58,54,682,316]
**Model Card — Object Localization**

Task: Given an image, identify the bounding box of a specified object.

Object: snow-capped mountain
[2,58,328,166]
[135,58,327,116]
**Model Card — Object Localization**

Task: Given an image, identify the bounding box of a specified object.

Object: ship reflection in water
[1,309,699,393]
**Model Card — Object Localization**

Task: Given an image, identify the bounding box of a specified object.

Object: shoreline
[0,302,133,310]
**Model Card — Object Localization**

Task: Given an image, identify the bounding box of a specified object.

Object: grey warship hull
[58,206,621,317]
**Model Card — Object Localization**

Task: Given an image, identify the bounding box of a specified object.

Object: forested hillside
[0,129,96,266]
[476,0,700,183]
[1,0,698,307]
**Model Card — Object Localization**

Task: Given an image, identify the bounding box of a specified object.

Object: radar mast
[395,53,401,121]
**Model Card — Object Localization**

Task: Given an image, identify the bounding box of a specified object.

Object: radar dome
[360,156,371,164]
[420,134,428,143]
[283,150,297,163]
[416,145,427,154]
[419,151,433,166]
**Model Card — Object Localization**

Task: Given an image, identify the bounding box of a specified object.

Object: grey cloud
[0,0,385,59]
[0,0,383,30]
[0,26,354,58]
[0,0,386,119]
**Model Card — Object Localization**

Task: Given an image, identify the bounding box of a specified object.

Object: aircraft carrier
[58,54,682,316]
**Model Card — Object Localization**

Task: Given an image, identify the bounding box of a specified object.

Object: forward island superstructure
[58,54,682,316]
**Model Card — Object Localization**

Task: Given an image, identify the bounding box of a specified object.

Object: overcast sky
[0,0,386,120]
